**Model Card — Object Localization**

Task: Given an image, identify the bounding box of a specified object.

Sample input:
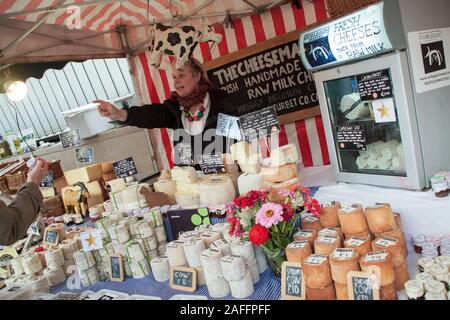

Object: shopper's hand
[27,157,49,185]
[94,100,128,122]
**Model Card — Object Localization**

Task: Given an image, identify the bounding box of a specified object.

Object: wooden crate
[326,0,380,18]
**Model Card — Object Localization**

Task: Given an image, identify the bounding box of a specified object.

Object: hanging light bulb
[5,80,27,102]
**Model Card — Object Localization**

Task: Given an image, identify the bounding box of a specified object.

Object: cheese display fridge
[299,0,450,190]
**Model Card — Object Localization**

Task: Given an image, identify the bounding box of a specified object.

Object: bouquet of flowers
[226,184,320,275]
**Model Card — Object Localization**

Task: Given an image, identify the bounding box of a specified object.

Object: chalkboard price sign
[60,129,82,149]
[337,125,367,151]
[239,106,280,142]
[357,69,393,101]
[43,229,59,246]
[197,153,226,174]
[109,254,124,282]
[113,157,138,178]
[347,271,380,300]
[281,261,305,300]
[170,267,197,292]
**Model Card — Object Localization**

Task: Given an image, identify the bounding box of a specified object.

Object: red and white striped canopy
[0,0,284,64]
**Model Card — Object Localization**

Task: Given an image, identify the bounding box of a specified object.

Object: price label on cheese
[317,236,338,244]
[374,237,397,247]
[322,201,337,208]
[346,237,366,247]
[221,256,236,264]
[333,248,354,259]
[306,255,327,265]
[295,231,313,238]
[303,215,318,222]
[365,252,388,262]
[319,228,338,237]
[340,206,356,214]
[288,241,308,249]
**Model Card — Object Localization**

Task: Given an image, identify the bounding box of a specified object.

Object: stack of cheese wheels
[171,166,200,207]
[344,236,372,257]
[319,201,341,227]
[329,248,360,300]
[261,144,299,203]
[301,215,322,232]
[285,240,312,264]
[371,236,408,290]
[230,141,261,174]
[238,172,264,195]
[220,255,254,298]
[303,254,336,300]
[199,175,236,205]
[359,251,396,300]
[337,204,369,239]
[318,227,344,244]
[294,229,318,251]
[314,235,341,256]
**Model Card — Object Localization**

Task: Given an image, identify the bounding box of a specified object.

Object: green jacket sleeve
[0,182,43,246]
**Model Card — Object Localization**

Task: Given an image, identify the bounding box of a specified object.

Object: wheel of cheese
[220,255,246,281]
[365,204,396,233]
[378,227,408,258]
[319,201,341,227]
[301,215,322,232]
[334,282,349,300]
[344,236,372,257]
[261,163,298,183]
[230,240,256,264]
[380,282,397,300]
[166,241,188,267]
[329,248,360,284]
[318,227,344,244]
[270,144,299,166]
[222,153,239,173]
[205,276,230,298]
[154,179,177,201]
[175,192,200,207]
[305,283,336,300]
[199,175,235,205]
[199,231,222,248]
[294,229,318,250]
[107,178,126,193]
[265,177,299,203]
[101,162,114,173]
[393,261,409,290]
[158,169,172,181]
[359,251,395,286]
[337,204,369,234]
[303,254,333,288]
[183,238,206,268]
[200,248,224,278]
[314,236,341,256]
[237,153,261,174]
[229,141,253,161]
[285,240,312,264]
[371,236,405,267]
[171,166,198,183]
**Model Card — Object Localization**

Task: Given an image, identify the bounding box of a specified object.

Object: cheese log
[344,237,372,257]
[314,236,341,256]
[319,201,341,227]
[237,153,261,174]
[40,187,56,198]
[360,251,395,286]
[107,178,126,193]
[64,164,103,185]
[318,227,344,244]
[303,255,333,288]
[305,283,336,300]
[101,162,114,173]
[285,240,312,264]
[238,172,264,195]
[380,282,397,300]
[270,144,299,166]
[294,229,318,250]
[371,236,405,267]
[102,172,116,182]
[365,204,396,233]
[329,248,360,284]
[171,166,198,183]
[229,141,253,161]
[222,153,239,173]
[153,179,177,203]
[301,215,322,232]
[53,177,68,195]
[379,228,408,256]
[260,163,298,183]
[393,262,409,291]
[334,282,349,300]
[199,175,235,205]
[337,204,369,234]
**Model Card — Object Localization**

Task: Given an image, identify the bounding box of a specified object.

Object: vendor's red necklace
[184,105,205,122]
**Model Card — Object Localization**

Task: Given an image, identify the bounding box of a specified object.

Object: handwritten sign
[174,143,193,166]
[109,254,124,282]
[357,69,393,101]
[170,267,197,292]
[281,261,305,300]
[39,171,54,188]
[197,154,226,174]
[60,129,82,149]
[113,157,137,178]
[216,113,242,140]
[75,147,94,164]
[347,271,380,300]
[239,106,280,142]
[337,125,367,151]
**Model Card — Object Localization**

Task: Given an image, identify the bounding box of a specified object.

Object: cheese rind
[238,172,264,195]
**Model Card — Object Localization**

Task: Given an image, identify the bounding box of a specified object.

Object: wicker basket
[326,0,380,18]
[6,162,29,191]
[0,162,13,194]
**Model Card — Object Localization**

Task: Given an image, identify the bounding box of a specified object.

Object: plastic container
[61,103,114,139]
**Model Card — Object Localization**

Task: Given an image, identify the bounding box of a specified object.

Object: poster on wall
[407,27,450,93]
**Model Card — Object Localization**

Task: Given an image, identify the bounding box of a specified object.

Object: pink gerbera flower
[256,203,284,228]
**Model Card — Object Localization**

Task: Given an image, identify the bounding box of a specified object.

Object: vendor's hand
[27,157,49,186]
[94,99,128,122]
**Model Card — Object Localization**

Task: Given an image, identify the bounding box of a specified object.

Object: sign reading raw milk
[170,267,197,292]
[113,157,137,178]
[347,271,380,300]
[281,261,305,300]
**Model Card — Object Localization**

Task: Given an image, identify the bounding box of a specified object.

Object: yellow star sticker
[85,233,97,247]
[377,103,390,118]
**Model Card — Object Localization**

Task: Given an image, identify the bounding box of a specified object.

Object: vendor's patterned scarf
[171,79,211,110]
